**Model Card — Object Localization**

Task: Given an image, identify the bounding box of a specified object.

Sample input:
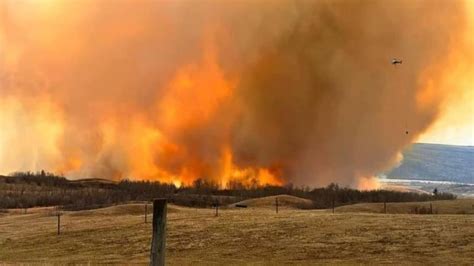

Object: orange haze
[0,0,472,188]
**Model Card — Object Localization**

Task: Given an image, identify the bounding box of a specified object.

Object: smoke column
[0,0,471,187]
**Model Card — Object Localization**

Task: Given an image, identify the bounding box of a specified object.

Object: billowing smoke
[0,0,470,187]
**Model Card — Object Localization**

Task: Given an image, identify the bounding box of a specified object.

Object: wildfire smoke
[0,0,471,188]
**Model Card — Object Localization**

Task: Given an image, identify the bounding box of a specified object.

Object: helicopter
[391,58,402,65]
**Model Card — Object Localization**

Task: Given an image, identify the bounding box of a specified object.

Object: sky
[418,92,473,146]
[418,1,473,146]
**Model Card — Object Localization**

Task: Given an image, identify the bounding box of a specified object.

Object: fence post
[150,199,167,266]
[276,197,279,214]
[384,201,387,214]
[332,197,335,214]
[430,203,433,214]
[57,212,61,235]
[215,201,219,217]
[145,202,148,224]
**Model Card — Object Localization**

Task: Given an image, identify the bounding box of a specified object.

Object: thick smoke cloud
[0,0,469,187]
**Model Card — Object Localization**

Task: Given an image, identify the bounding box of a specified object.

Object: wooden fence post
[276,197,279,214]
[150,199,167,266]
[430,203,433,214]
[145,202,148,224]
[215,201,219,217]
[57,212,61,235]
[332,197,335,214]
[384,201,387,214]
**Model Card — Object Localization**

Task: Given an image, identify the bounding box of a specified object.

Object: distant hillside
[386,143,474,184]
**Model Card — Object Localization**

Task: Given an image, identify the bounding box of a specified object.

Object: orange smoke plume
[0,0,471,188]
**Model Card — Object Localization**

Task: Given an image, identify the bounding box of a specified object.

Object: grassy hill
[0,201,473,264]
[386,143,474,184]
[229,194,313,209]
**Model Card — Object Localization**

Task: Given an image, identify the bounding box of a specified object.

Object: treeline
[0,171,176,210]
[178,179,455,208]
[0,172,455,210]
[296,183,455,209]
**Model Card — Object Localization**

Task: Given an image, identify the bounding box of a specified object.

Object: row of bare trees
[0,172,455,210]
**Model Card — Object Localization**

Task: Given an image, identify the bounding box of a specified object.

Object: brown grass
[0,200,473,264]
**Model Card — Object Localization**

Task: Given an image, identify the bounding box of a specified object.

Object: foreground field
[0,201,473,264]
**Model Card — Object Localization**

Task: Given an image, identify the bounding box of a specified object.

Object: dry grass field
[0,198,473,264]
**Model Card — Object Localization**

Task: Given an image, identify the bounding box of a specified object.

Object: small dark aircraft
[391,58,402,65]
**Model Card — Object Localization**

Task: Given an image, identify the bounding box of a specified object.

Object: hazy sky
[419,2,473,146]
[419,93,473,146]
